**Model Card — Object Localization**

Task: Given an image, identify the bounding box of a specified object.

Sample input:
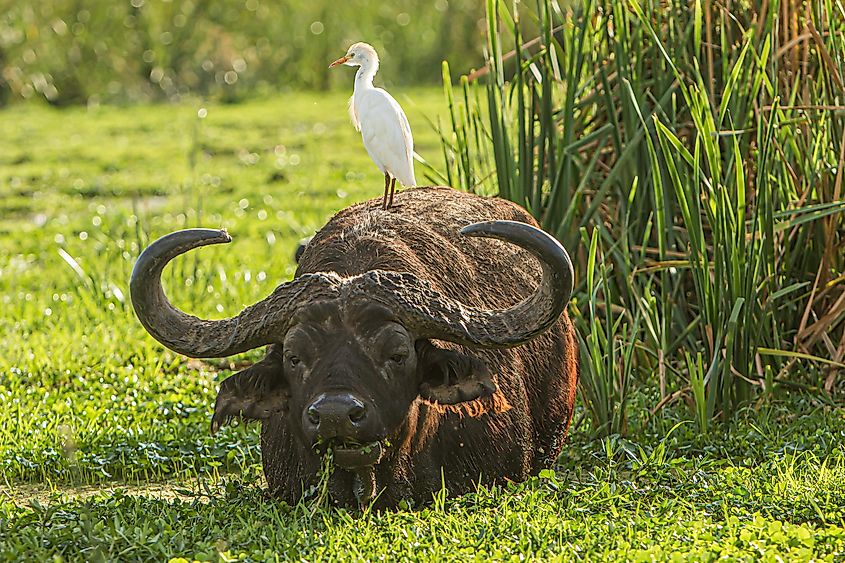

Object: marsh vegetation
[1,0,845,560]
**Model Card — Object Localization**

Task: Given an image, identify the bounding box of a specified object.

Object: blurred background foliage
[0,0,485,106]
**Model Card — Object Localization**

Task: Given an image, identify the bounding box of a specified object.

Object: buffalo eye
[389,352,407,366]
[287,355,301,368]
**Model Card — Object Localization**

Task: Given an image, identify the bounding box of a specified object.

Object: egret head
[329,42,379,70]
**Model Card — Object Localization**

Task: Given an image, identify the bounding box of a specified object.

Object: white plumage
[330,42,416,209]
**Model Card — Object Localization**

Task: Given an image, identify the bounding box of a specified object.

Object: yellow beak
[328,55,350,68]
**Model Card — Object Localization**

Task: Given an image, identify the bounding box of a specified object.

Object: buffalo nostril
[305,393,369,440]
[348,403,366,423]
[307,405,320,426]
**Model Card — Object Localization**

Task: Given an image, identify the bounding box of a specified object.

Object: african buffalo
[130,187,578,508]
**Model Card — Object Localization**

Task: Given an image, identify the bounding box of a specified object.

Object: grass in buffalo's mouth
[313,438,377,454]
[1,92,844,561]
[331,441,380,452]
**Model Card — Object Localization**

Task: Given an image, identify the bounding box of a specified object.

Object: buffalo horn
[352,220,574,347]
[130,229,338,358]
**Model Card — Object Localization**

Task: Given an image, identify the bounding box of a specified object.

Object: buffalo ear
[415,340,498,405]
[211,347,289,434]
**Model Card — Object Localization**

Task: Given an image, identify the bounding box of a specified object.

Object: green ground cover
[1,91,844,561]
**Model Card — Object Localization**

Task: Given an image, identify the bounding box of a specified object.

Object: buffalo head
[129,221,573,478]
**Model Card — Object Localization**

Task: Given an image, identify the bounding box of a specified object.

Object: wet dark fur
[234,187,578,507]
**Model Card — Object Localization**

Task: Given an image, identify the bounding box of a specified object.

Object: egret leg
[388,177,396,208]
[382,173,390,210]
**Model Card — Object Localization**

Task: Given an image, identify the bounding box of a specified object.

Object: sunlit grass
[3,411,845,560]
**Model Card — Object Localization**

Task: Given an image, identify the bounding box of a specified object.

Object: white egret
[329,43,416,210]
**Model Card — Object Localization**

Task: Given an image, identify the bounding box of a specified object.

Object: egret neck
[355,58,378,88]
[353,63,376,114]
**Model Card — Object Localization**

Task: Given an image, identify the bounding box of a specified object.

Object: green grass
[2,92,845,561]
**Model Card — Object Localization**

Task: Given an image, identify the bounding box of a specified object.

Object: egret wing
[396,102,414,163]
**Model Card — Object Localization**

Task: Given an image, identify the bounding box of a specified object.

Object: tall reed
[437,0,845,434]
